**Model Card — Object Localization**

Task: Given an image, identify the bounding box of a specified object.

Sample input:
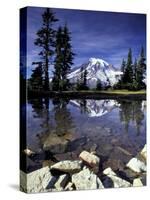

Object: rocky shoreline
[20,145,146,193]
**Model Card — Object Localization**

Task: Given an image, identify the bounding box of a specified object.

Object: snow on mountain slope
[68,58,123,88]
[70,99,120,117]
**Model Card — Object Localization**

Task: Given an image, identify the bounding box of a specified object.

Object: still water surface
[26,98,146,171]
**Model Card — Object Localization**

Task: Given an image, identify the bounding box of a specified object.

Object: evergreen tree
[29,62,43,90]
[62,25,75,90]
[115,47,146,91]
[35,8,58,91]
[96,79,102,90]
[52,25,75,91]
[83,69,88,90]
[123,48,133,84]
[76,66,83,90]
[80,66,84,85]
[136,46,146,88]
[121,58,126,73]
[133,58,137,80]
[52,27,63,91]
[131,58,139,90]
[77,66,89,90]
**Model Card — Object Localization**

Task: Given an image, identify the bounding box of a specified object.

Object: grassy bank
[58,89,146,95]
[28,89,146,100]
[97,89,146,95]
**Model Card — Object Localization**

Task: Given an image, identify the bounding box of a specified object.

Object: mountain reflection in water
[70,99,120,117]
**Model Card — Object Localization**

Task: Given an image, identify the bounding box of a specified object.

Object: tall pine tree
[52,27,63,91]
[52,25,75,91]
[123,48,133,84]
[77,66,84,90]
[77,67,89,90]
[133,58,138,81]
[29,62,43,91]
[132,58,139,90]
[35,8,58,91]
[136,46,146,88]
[121,58,126,73]
[62,25,75,90]
[96,79,102,90]
[83,69,88,90]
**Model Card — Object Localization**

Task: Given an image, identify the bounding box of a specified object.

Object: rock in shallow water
[51,160,82,173]
[72,167,104,190]
[103,158,125,171]
[103,167,131,188]
[79,151,100,173]
[23,148,34,156]
[42,134,69,154]
[126,157,146,173]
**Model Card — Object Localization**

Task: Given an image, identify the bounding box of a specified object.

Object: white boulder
[20,166,54,193]
[133,178,143,187]
[126,157,146,173]
[72,167,104,190]
[103,167,131,188]
[79,151,100,173]
[51,160,82,173]
[140,144,147,160]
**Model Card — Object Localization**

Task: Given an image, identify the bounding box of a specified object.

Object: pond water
[25,98,146,173]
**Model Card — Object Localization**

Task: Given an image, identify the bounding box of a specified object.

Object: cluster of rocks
[21,145,146,193]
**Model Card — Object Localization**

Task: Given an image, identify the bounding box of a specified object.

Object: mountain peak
[67,57,123,88]
[89,57,109,67]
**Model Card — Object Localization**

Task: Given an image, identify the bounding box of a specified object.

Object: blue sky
[24,7,146,77]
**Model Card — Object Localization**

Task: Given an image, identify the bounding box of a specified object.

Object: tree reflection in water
[52,98,74,137]
[29,97,75,149]
[118,100,145,135]
[79,99,87,114]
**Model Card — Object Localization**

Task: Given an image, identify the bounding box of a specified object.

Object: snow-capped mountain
[70,99,120,117]
[68,58,123,88]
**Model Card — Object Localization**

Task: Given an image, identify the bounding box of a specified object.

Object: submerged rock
[79,151,100,173]
[90,143,98,153]
[123,168,138,181]
[42,134,69,154]
[54,174,69,189]
[126,157,146,173]
[116,146,132,156]
[42,160,56,168]
[51,160,82,173]
[72,167,104,190]
[20,166,54,193]
[133,178,143,187]
[103,158,125,171]
[103,167,131,188]
[140,145,147,160]
[23,148,34,156]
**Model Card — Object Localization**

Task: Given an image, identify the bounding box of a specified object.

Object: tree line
[29,8,74,92]
[114,47,146,90]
